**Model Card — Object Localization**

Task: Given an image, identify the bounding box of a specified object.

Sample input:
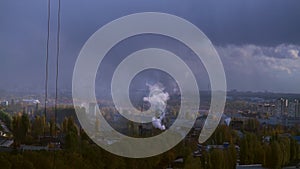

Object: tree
[64,117,79,151]
[239,133,262,164]
[21,113,30,137]
[22,160,35,169]
[61,117,68,134]
[226,144,237,169]
[184,154,202,169]
[67,117,78,134]
[31,116,45,138]
[210,149,224,169]
[49,118,55,136]
[12,113,31,145]
[279,137,290,166]
[290,137,299,161]
[239,136,249,164]
[0,109,12,129]
[244,119,260,132]
[201,151,211,169]
[270,141,283,169]
[209,125,233,145]
[0,156,11,169]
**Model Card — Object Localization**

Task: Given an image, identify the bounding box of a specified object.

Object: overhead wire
[53,0,61,168]
[44,0,51,136]
[54,0,61,138]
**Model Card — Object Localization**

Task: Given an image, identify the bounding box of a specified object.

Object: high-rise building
[0,101,8,107]
[89,102,97,116]
[11,99,15,106]
[35,102,39,115]
[278,98,289,116]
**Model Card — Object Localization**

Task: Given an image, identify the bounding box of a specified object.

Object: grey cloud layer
[217,44,300,93]
[1,1,300,93]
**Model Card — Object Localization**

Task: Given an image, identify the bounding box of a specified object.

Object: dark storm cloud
[57,0,300,46]
[0,0,300,93]
[190,1,300,45]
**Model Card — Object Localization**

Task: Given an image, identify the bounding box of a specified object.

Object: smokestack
[143,83,169,130]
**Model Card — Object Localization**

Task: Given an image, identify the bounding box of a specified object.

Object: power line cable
[53,0,61,168]
[54,0,61,138]
[44,0,51,136]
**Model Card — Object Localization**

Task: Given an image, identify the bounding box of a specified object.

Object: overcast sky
[0,0,300,94]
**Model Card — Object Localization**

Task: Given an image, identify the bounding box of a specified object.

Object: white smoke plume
[143,83,169,130]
